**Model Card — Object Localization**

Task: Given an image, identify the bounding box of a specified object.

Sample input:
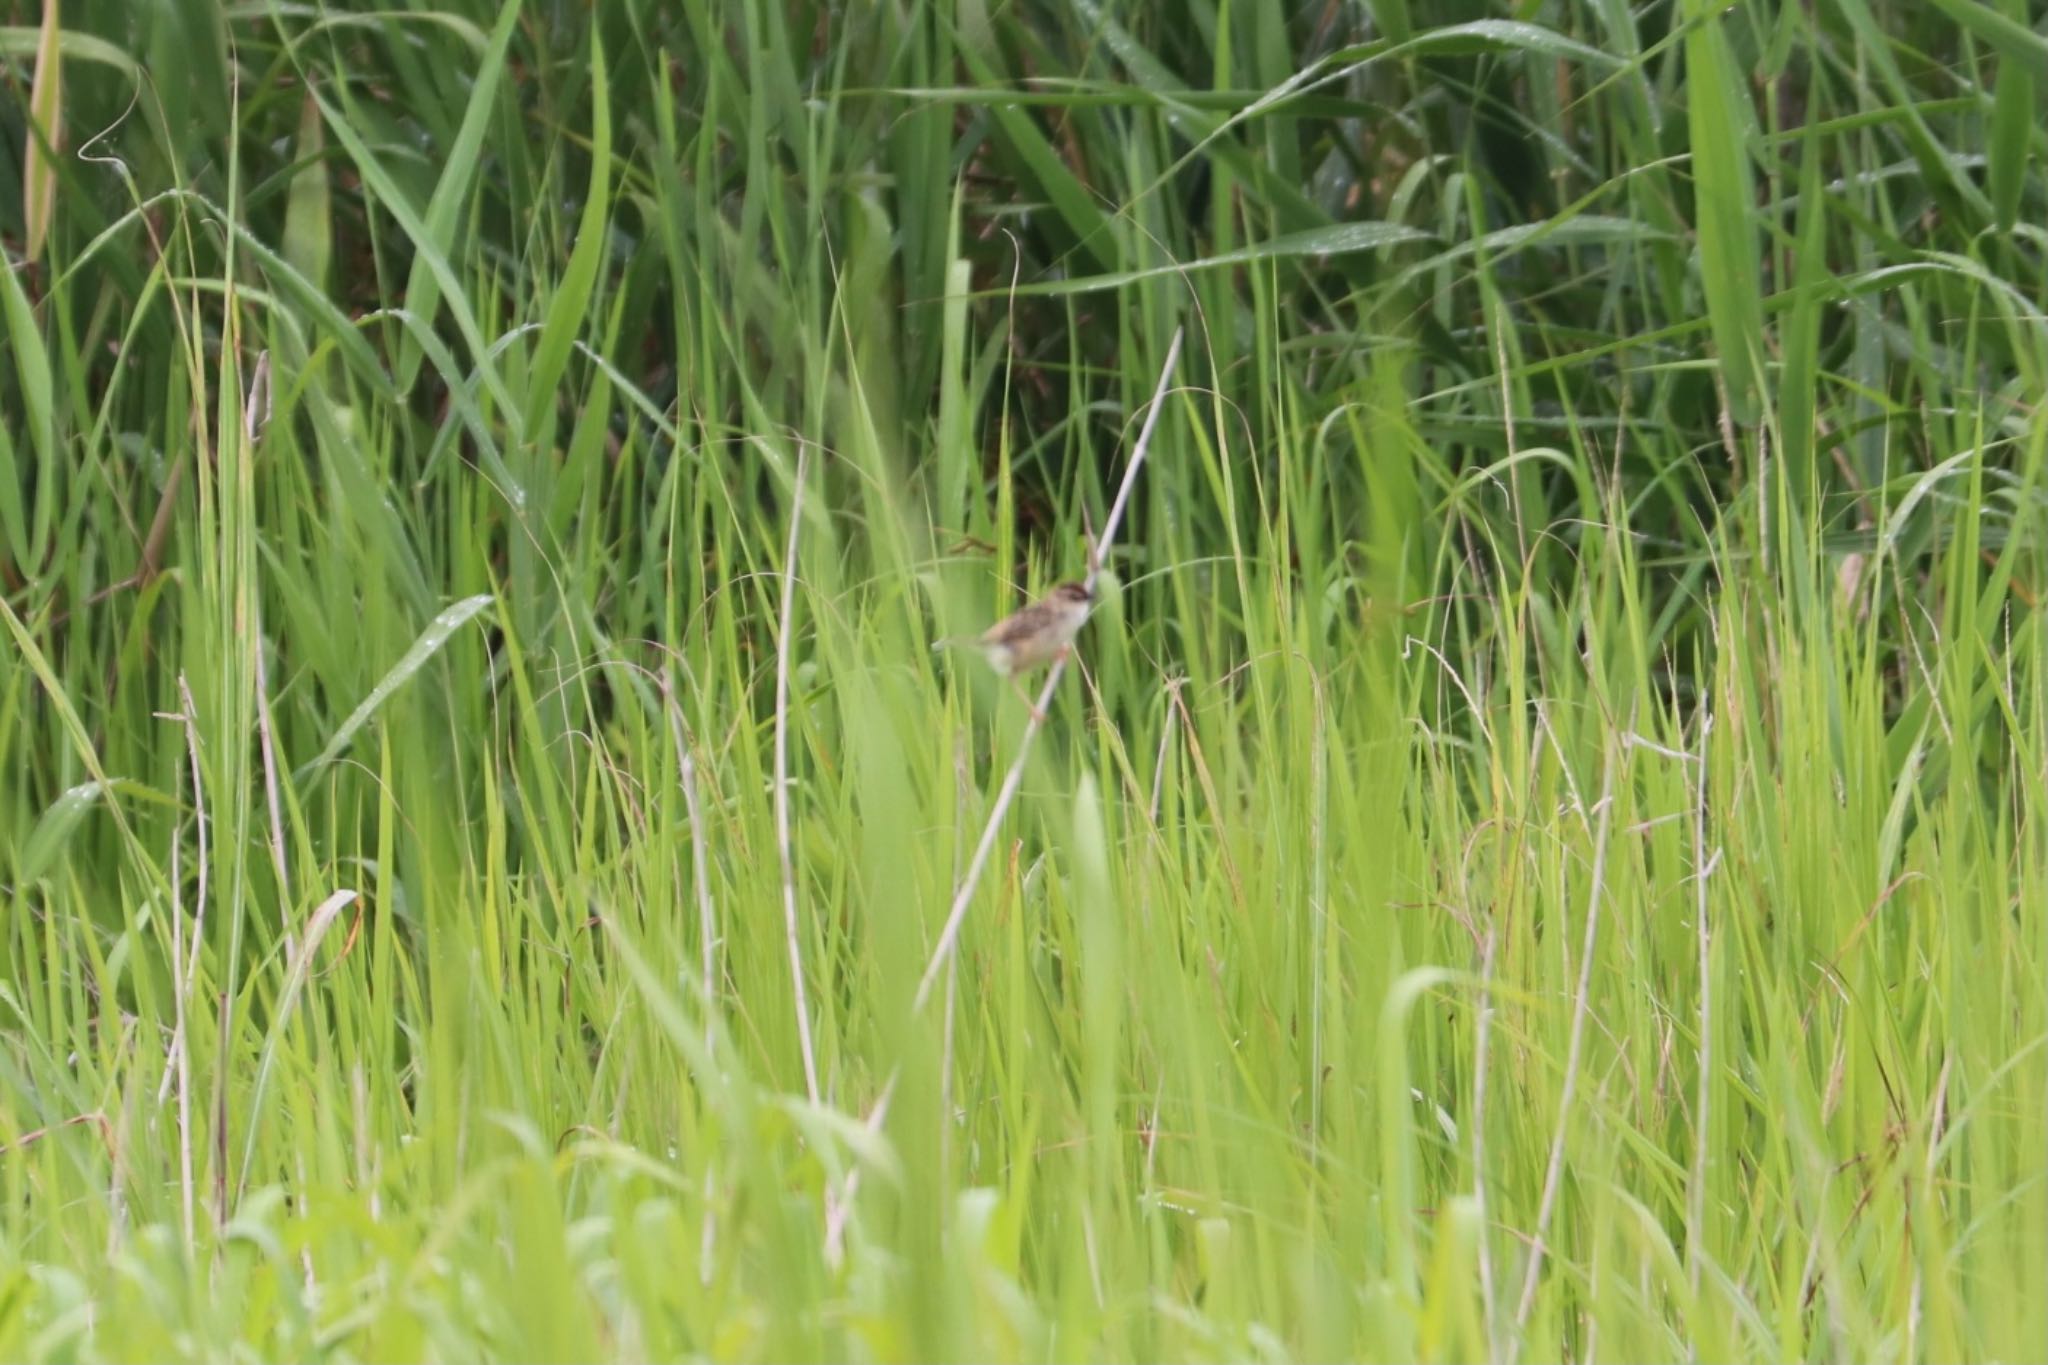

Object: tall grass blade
[1684,0,1764,423]
[21,0,61,264]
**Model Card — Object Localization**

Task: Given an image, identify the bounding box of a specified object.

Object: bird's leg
[1009,675,1047,723]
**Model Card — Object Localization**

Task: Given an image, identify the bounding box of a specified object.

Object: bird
[933,581,1095,719]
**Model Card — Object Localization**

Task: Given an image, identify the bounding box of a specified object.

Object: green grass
[2,0,2046,1360]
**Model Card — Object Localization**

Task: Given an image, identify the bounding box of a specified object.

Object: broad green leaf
[523,35,612,451]
[996,221,1431,297]
[872,83,1384,119]
[1325,18,1627,72]
[1878,735,1926,887]
[22,0,61,263]
[299,595,496,778]
[1393,18,1623,69]
[0,409,25,567]
[1377,965,1464,1308]
[0,23,135,74]
[0,239,55,560]
[1481,214,1673,249]
[289,9,489,48]
[1071,770,1118,1143]
[19,779,103,885]
[1985,0,2039,231]
[1389,214,1671,290]
[1365,0,1413,43]
[281,91,329,290]
[1684,0,1763,422]
[1879,446,1981,555]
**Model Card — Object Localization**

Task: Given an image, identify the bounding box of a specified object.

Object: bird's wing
[985,603,1052,646]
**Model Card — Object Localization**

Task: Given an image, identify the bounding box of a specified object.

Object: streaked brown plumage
[935,581,1095,714]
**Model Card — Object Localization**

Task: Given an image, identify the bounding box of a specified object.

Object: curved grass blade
[1925,0,2048,81]
[0,23,136,75]
[387,0,522,394]
[955,38,1118,275]
[0,239,56,562]
[19,780,104,886]
[296,594,495,780]
[991,221,1431,298]
[304,85,520,455]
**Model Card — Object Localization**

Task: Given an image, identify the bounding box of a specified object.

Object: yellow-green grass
[1,1,2044,1359]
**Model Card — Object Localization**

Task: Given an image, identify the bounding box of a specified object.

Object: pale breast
[1000,633,1065,673]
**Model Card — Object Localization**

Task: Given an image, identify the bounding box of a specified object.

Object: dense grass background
[3,0,2046,1359]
